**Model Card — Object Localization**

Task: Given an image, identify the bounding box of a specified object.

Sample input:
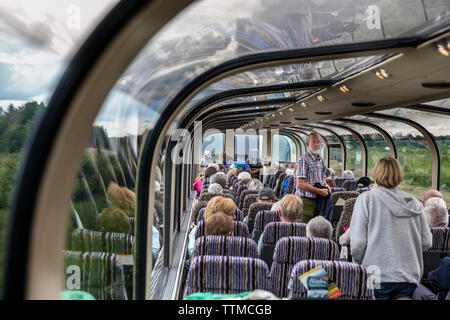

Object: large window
[202,133,225,165]
[272,135,297,163]
[235,134,262,164]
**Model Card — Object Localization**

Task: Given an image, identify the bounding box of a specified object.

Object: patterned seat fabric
[331,187,345,193]
[195,220,249,239]
[221,189,235,200]
[274,173,287,196]
[287,260,375,300]
[251,210,280,242]
[356,187,370,194]
[63,250,129,300]
[247,202,274,234]
[342,179,357,191]
[270,237,340,298]
[183,255,269,297]
[242,194,258,217]
[335,177,348,188]
[201,177,211,192]
[335,198,358,244]
[69,229,135,255]
[260,222,307,269]
[286,177,295,195]
[239,190,258,210]
[331,191,360,206]
[428,228,450,252]
[193,236,258,258]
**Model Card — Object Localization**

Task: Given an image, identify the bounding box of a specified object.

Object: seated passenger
[342,170,354,180]
[243,187,277,225]
[107,182,136,217]
[211,172,228,189]
[257,194,303,251]
[100,207,131,234]
[350,157,432,300]
[325,168,337,187]
[428,257,450,300]
[306,216,333,239]
[205,212,234,237]
[424,197,448,228]
[188,196,237,256]
[201,166,218,193]
[423,189,443,205]
[192,176,203,197]
[208,183,223,195]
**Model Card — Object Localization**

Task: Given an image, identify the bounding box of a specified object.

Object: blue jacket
[282,177,291,197]
[429,257,450,300]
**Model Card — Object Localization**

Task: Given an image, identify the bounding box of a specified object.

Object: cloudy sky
[0,0,118,109]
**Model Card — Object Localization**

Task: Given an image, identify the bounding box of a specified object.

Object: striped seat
[331,187,345,193]
[63,250,129,300]
[260,222,307,269]
[69,229,135,255]
[335,177,348,188]
[195,220,249,239]
[335,198,357,244]
[242,194,258,217]
[246,202,274,234]
[274,173,287,196]
[342,179,357,191]
[268,175,277,189]
[129,217,135,236]
[235,184,248,207]
[200,177,211,193]
[423,228,450,278]
[251,210,280,242]
[239,190,258,210]
[193,236,258,258]
[287,260,375,300]
[286,177,295,195]
[270,237,340,298]
[183,255,269,297]
[263,174,272,187]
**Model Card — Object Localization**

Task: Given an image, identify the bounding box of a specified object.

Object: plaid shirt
[295,150,326,199]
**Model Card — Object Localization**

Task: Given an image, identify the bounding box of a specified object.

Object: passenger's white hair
[424,197,448,227]
[271,200,282,212]
[342,170,354,180]
[306,216,333,239]
[237,171,252,181]
[286,169,294,176]
[248,179,264,191]
[154,181,161,192]
[208,183,223,194]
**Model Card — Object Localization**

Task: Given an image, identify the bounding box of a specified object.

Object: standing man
[295,132,330,223]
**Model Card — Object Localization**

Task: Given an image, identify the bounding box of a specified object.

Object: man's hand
[317,188,329,197]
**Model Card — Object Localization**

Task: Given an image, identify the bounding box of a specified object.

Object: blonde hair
[227,168,238,179]
[204,196,236,220]
[280,194,303,221]
[107,182,136,217]
[205,212,234,236]
[371,157,403,189]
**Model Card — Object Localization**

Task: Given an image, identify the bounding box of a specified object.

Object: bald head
[424,190,443,204]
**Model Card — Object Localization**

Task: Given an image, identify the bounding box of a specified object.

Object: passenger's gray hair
[155,167,162,183]
[424,197,448,227]
[342,170,354,180]
[271,200,282,212]
[208,163,220,171]
[306,216,333,239]
[211,172,228,189]
[248,179,264,191]
[208,183,223,194]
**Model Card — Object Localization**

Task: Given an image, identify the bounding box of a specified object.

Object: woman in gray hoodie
[350,157,432,300]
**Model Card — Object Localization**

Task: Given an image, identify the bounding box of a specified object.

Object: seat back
[63,250,129,300]
[235,184,248,207]
[200,177,211,192]
[270,237,340,298]
[356,187,370,194]
[286,177,295,195]
[260,222,307,268]
[287,260,375,300]
[331,191,359,232]
[274,173,287,196]
[193,236,258,258]
[335,177,348,188]
[268,175,277,189]
[423,227,450,277]
[183,255,269,297]
[247,202,274,234]
[195,220,249,239]
[342,179,357,191]
[242,194,258,217]
[335,198,358,243]
[251,210,280,242]
[239,190,258,210]
[69,229,135,255]
[197,207,243,223]
[129,217,135,236]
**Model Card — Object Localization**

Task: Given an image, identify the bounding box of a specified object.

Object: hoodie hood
[374,187,423,217]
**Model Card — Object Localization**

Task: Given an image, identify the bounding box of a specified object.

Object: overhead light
[379,69,389,78]
[279,111,283,116]
[300,102,308,108]
[317,95,326,102]
[272,114,275,117]
[437,44,449,56]
[339,85,350,93]
[447,41,450,51]
[375,71,384,79]
[289,108,294,112]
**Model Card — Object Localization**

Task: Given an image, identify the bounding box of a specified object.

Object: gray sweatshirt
[350,187,433,286]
